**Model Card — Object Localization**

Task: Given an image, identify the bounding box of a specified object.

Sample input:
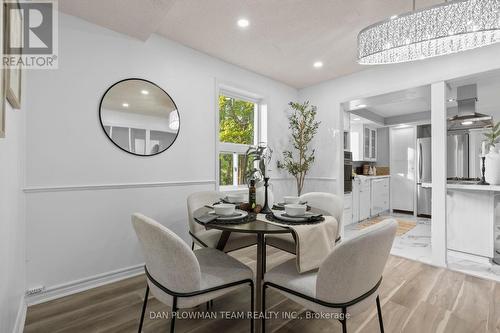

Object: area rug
[356,216,416,236]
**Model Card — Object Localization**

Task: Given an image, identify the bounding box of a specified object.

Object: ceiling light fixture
[356,104,367,109]
[357,0,500,65]
[313,61,323,68]
[237,18,250,28]
[141,90,149,95]
[448,98,454,102]
[461,120,474,125]
[122,103,129,107]
[353,117,361,121]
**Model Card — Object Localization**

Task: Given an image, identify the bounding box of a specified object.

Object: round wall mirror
[99,79,180,156]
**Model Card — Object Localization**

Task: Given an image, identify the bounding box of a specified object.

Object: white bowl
[214,203,236,216]
[283,196,300,204]
[226,194,244,203]
[285,204,307,217]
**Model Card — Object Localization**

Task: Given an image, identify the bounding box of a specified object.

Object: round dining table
[194,207,293,332]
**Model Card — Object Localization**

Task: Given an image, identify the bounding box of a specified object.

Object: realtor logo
[2,0,58,69]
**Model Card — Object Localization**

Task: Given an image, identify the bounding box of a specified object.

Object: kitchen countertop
[422,182,500,191]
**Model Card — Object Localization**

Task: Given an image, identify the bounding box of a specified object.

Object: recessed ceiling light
[313,61,323,68]
[396,124,410,128]
[353,117,361,121]
[448,98,454,102]
[141,90,149,95]
[461,121,473,125]
[237,18,250,28]
[122,103,129,107]
[357,104,367,109]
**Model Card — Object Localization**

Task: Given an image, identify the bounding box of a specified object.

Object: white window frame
[216,84,267,192]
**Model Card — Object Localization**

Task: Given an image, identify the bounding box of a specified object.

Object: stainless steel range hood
[447,84,492,130]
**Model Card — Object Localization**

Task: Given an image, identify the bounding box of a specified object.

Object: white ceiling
[59,0,441,88]
[344,85,431,117]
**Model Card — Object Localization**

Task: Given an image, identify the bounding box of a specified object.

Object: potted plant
[277,101,320,196]
[484,122,500,185]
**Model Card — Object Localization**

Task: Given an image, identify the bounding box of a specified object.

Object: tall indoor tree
[277,101,320,196]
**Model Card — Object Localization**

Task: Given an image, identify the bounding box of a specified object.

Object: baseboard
[26,263,145,306]
[13,298,27,333]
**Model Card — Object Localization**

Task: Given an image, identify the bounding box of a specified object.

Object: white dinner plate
[209,209,248,221]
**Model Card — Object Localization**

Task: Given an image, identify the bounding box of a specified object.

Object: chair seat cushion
[195,247,253,289]
[194,229,257,252]
[265,233,296,254]
[149,247,253,309]
[264,259,376,316]
[265,259,316,297]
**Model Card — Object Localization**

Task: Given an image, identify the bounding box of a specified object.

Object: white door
[390,127,416,212]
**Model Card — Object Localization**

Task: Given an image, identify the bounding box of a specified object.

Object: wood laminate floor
[24,246,500,333]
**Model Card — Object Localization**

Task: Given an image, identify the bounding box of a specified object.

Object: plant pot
[485,146,500,185]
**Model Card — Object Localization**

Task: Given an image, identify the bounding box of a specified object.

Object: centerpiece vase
[485,146,500,185]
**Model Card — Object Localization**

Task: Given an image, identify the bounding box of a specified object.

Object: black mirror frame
[98,78,180,157]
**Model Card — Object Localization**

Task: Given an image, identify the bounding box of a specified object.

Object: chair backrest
[132,213,201,293]
[316,219,397,304]
[300,192,344,239]
[187,191,222,234]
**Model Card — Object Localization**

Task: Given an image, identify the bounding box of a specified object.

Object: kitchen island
[422,182,499,263]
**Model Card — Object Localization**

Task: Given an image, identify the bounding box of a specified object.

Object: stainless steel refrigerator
[417,137,432,216]
[447,132,469,179]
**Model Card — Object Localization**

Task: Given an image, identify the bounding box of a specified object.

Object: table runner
[259,212,338,273]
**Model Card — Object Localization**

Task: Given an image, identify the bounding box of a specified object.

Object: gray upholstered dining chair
[265,192,344,255]
[187,191,257,252]
[131,213,254,333]
[262,219,397,333]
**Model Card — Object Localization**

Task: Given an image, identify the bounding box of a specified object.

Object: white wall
[0,101,26,330]
[24,14,298,297]
[299,43,500,195]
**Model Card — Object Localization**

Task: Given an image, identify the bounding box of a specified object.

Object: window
[217,89,266,189]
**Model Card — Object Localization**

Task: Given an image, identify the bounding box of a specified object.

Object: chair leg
[138,285,149,333]
[262,284,267,333]
[376,295,384,333]
[250,282,254,333]
[263,240,267,274]
[170,296,178,333]
[341,307,347,333]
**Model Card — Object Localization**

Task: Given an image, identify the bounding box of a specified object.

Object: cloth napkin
[262,213,338,273]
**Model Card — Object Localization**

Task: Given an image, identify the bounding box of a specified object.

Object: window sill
[219,186,248,194]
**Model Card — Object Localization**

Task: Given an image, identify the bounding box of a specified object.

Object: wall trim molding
[272,177,336,181]
[14,298,27,333]
[25,264,145,306]
[23,179,216,193]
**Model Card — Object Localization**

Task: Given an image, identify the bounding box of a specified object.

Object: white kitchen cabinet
[359,178,371,221]
[352,178,360,223]
[371,178,390,216]
[343,193,353,227]
[351,124,377,162]
[447,189,495,259]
